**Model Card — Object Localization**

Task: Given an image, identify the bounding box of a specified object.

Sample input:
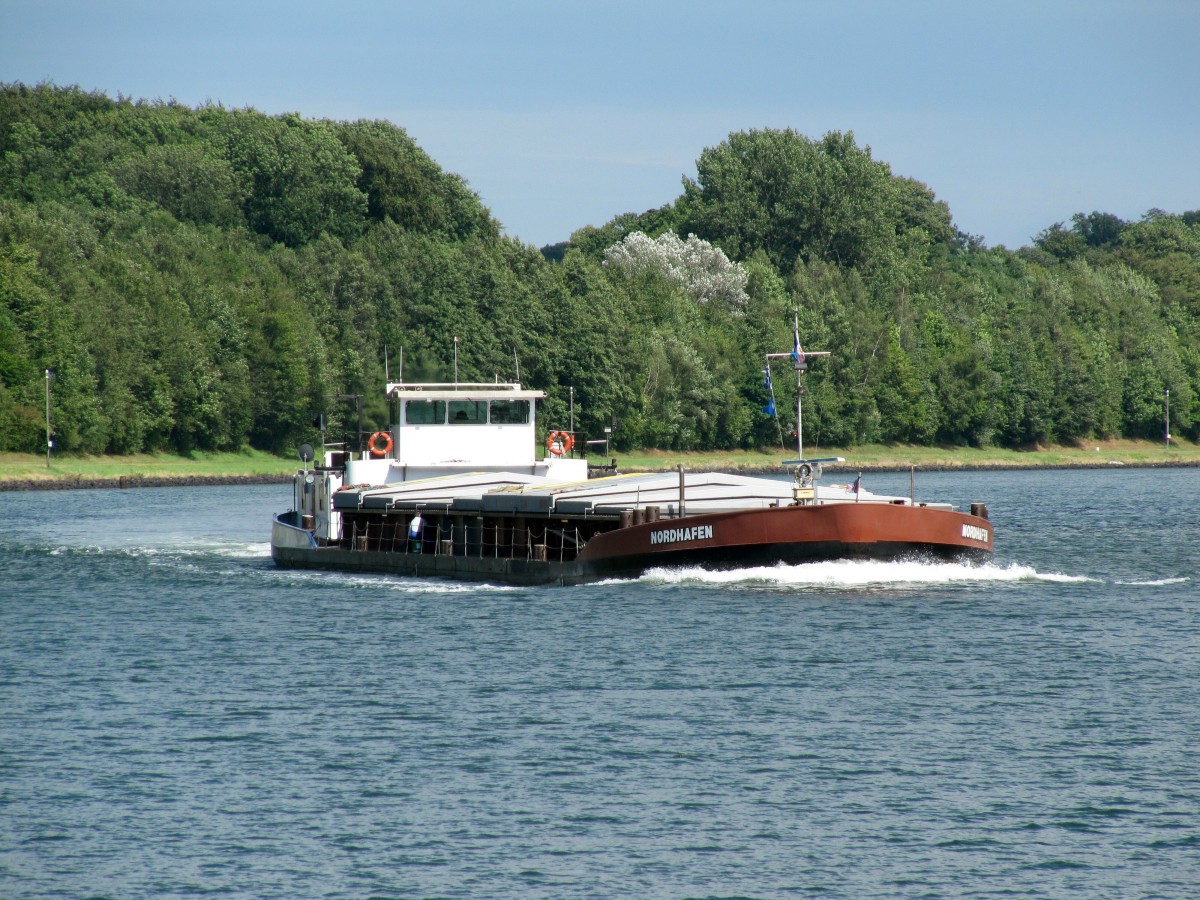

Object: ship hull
[271,501,992,586]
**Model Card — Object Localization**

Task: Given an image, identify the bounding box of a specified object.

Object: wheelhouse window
[489,399,530,424]
[404,399,446,425]
[448,400,488,424]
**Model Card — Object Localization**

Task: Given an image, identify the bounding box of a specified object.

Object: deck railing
[344,514,587,562]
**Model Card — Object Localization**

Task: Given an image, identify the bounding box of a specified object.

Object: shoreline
[713,460,1200,477]
[0,474,294,492]
[2,459,1198,492]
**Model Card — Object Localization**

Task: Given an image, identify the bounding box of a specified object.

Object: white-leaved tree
[603,231,749,314]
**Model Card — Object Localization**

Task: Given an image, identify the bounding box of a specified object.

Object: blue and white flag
[790,311,805,366]
[762,367,776,417]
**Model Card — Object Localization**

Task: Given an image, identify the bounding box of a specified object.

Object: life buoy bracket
[368,431,393,457]
[545,431,574,457]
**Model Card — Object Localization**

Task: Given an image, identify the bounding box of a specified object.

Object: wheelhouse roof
[386,382,545,402]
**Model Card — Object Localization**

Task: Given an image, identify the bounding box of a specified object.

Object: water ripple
[3,474,1200,897]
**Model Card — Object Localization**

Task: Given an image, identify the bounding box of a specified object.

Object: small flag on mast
[790,310,805,367]
[762,366,777,417]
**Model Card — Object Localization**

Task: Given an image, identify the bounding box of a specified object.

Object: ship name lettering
[649,524,714,546]
[961,523,990,543]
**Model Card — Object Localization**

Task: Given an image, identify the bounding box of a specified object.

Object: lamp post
[44,368,53,468]
[1164,388,1170,449]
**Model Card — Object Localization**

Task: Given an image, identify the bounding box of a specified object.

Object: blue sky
[2,0,1197,250]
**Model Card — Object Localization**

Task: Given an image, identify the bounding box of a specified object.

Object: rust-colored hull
[273,502,992,586]
[576,502,992,579]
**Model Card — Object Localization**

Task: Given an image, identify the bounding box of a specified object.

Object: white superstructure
[296,381,587,544]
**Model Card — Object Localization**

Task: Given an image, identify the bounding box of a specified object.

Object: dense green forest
[2,84,1198,457]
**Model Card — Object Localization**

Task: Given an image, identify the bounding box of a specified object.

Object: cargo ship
[271,329,993,585]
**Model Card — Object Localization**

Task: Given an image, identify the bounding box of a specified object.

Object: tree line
[1,84,1197,457]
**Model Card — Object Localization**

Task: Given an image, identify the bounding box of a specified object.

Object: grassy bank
[0,450,298,485]
[1,439,1197,487]
[607,438,1200,472]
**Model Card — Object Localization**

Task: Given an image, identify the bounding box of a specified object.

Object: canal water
[2,468,1197,897]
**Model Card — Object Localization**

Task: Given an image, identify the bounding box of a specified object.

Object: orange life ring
[545,431,574,457]
[368,431,393,457]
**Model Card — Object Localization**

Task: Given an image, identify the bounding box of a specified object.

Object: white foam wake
[635,559,1096,588]
[267,568,520,594]
[1115,576,1191,587]
[155,541,272,559]
[46,540,271,559]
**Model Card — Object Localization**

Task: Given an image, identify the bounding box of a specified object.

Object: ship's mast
[765,310,840,499]
[795,318,805,461]
[766,309,829,461]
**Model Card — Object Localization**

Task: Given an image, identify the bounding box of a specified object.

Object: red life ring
[545,431,574,457]
[368,431,393,457]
